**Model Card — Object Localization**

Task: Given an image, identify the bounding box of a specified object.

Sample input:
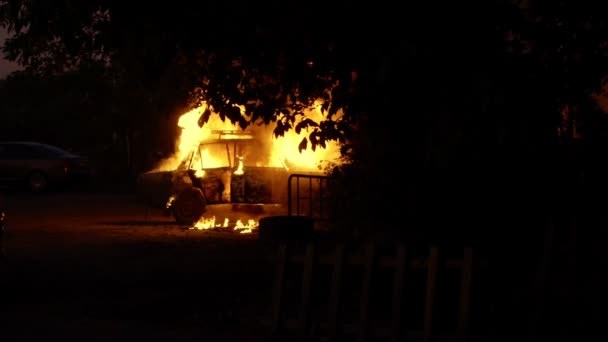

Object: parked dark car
[0,141,94,192]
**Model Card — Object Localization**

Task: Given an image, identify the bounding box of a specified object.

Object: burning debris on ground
[188,216,259,234]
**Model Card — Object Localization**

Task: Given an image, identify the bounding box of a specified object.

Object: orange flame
[152,100,342,174]
[188,216,259,234]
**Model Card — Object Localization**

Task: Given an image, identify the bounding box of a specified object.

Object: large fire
[153,100,342,232]
[153,100,341,173]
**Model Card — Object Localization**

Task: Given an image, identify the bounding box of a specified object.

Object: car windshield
[187,131,257,170]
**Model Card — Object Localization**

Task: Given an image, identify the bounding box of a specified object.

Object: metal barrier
[287,173,334,222]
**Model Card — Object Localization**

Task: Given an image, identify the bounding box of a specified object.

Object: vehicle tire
[27,171,48,193]
[172,187,206,225]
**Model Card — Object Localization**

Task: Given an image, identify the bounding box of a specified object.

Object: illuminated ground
[0,192,278,340]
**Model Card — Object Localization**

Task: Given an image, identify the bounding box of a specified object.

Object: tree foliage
[0,1,359,149]
[2,1,607,150]
[0,67,114,152]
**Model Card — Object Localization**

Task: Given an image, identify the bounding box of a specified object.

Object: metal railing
[287,173,334,222]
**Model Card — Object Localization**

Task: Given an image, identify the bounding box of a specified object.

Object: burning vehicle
[138,129,292,225]
[137,102,341,232]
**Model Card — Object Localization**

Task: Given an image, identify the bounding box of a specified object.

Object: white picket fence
[267,240,479,342]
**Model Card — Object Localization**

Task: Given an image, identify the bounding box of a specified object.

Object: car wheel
[27,171,48,193]
[172,187,206,225]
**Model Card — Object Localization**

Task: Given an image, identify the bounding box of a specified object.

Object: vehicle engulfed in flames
[137,130,293,227]
[136,102,342,232]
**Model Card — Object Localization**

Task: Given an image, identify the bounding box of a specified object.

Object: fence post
[391,244,407,342]
[328,243,346,339]
[298,242,316,335]
[271,242,288,335]
[423,246,439,342]
[458,247,474,340]
[529,221,555,341]
[357,243,376,342]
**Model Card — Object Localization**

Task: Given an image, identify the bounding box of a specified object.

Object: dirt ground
[0,191,281,340]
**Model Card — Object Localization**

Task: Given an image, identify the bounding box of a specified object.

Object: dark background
[0,1,599,340]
